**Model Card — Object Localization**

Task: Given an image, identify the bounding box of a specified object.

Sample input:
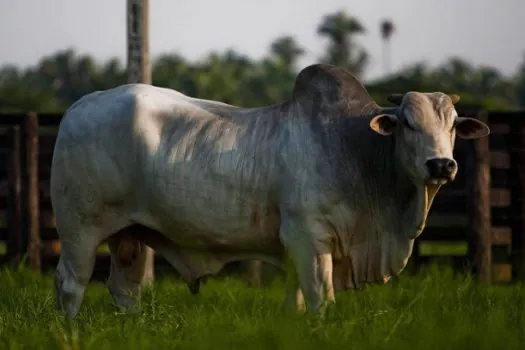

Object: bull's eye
[402,118,415,130]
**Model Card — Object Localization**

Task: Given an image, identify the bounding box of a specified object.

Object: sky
[0,0,524,82]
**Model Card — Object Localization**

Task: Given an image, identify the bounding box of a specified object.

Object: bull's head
[369,92,490,227]
[370,92,489,184]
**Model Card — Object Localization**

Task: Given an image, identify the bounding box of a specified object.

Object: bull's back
[55,84,283,251]
[133,104,284,251]
[51,84,284,252]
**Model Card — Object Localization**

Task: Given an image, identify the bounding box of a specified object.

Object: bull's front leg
[280,219,335,314]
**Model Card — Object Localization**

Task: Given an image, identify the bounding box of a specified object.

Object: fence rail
[1,110,524,283]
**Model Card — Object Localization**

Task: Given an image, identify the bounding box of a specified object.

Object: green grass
[419,241,468,256]
[1,265,524,350]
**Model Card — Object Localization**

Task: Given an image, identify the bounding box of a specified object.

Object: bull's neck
[335,116,422,239]
[326,116,423,286]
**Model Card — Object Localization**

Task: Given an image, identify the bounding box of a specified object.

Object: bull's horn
[377,106,398,115]
[448,94,460,104]
[386,93,404,106]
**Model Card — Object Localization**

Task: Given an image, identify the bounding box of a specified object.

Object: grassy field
[1,265,524,350]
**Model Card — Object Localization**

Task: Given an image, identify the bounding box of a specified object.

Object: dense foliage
[1,10,525,113]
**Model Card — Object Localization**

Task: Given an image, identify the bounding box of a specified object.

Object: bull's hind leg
[55,233,99,318]
[283,254,306,313]
[106,233,148,313]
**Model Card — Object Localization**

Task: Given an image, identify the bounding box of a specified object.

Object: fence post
[467,111,491,283]
[7,125,22,266]
[514,113,525,279]
[127,0,154,285]
[25,112,40,270]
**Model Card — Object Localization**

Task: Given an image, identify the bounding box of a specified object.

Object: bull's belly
[158,217,281,253]
[139,178,282,254]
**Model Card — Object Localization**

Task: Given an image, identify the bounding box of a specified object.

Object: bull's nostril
[425,159,439,178]
[445,159,456,172]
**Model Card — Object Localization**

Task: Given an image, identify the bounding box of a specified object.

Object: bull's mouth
[425,177,451,186]
[423,175,454,214]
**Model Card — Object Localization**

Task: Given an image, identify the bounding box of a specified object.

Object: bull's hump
[291,64,378,115]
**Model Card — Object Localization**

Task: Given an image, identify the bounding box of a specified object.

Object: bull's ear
[448,94,460,104]
[370,114,398,136]
[386,93,404,106]
[455,117,490,139]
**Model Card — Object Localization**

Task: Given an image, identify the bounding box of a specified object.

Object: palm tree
[380,19,395,75]
[317,10,369,77]
[270,36,305,70]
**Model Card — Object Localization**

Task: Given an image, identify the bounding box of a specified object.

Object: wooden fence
[411,109,525,282]
[0,110,524,283]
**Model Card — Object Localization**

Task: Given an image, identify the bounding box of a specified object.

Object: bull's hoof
[109,290,141,314]
[114,302,141,315]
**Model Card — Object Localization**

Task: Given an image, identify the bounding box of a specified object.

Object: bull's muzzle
[425,157,457,184]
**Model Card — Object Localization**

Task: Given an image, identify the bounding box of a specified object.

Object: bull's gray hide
[50,64,490,318]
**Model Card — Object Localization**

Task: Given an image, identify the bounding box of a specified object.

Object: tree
[152,53,196,95]
[94,58,127,90]
[317,10,369,77]
[367,62,434,104]
[380,19,395,75]
[192,49,255,105]
[0,64,63,112]
[269,36,305,70]
[435,57,475,92]
[432,57,517,109]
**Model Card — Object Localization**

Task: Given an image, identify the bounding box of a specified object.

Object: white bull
[50,64,490,317]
